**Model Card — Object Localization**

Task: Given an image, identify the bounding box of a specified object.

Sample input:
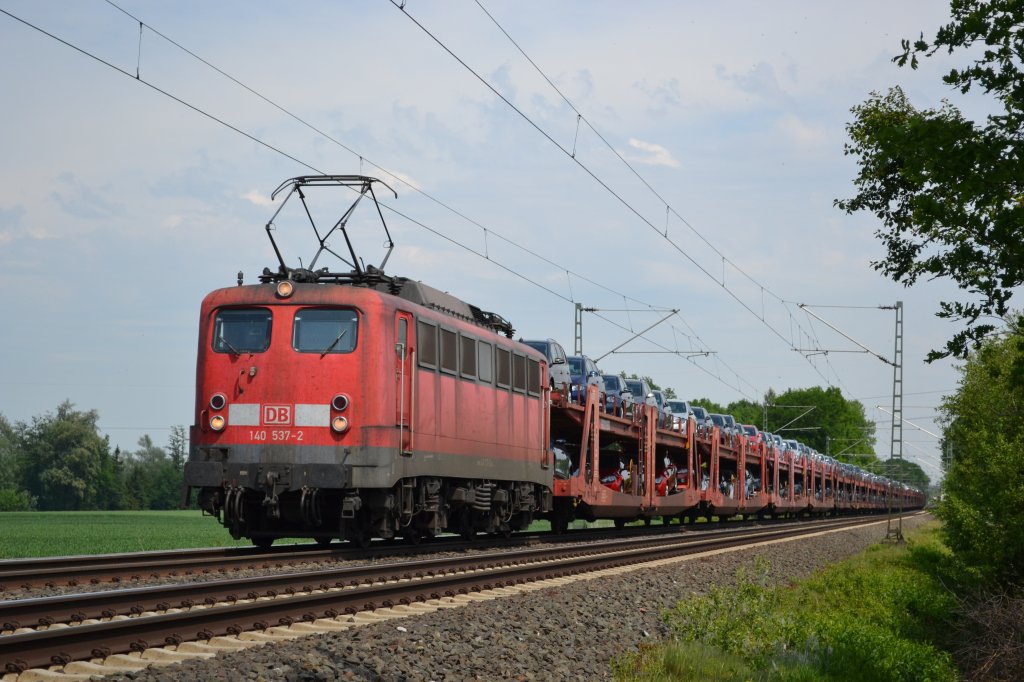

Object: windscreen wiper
[218,331,242,356]
[320,329,348,358]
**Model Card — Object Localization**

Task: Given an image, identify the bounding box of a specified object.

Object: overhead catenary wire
[470,0,860,360]
[101,2,758,394]
[2,2,758,399]
[394,0,857,395]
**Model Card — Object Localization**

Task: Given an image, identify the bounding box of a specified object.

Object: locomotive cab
[184,176,553,547]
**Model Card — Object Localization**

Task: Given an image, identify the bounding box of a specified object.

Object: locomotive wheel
[252,537,274,550]
[349,529,371,548]
[314,535,333,547]
[457,513,477,542]
[551,506,570,534]
[401,528,422,545]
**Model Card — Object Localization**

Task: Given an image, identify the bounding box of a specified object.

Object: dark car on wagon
[567,355,605,403]
[602,374,634,415]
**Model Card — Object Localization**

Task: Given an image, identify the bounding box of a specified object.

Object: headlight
[276,281,294,298]
[332,415,350,433]
[332,394,350,411]
[210,414,226,431]
[209,393,226,411]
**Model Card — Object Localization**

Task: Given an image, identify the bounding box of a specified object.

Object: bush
[0,487,36,511]
[939,315,1024,583]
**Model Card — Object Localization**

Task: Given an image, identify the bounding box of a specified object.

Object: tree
[687,397,727,414]
[836,1,1024,361]
[0,414,19,489]
[0,414,35,511]
[167,425,187,471]
[724,399,762,428]
[765,387,876,462]
[15,401,111,510]
[868,458,930,492]
[124,435,183,510]
[939,314,1024,582]
[619,372,677,400]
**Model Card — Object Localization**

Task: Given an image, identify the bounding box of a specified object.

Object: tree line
[0,401,186,511]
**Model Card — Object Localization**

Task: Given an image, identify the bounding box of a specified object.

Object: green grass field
[0,511,628,560]
[0,511,252,559]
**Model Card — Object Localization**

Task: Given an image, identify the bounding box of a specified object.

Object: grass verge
[614,521,960,681]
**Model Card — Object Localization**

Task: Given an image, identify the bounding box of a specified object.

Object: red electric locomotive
[184,176,552,547]
[185,175,923,546]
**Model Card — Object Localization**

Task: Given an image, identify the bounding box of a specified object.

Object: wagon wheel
[613,518,627,529]
[314,535,333,547]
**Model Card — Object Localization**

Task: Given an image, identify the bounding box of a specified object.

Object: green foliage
[939,315,1024,582]
[126,435,183,509]
[837,2,1024,361]
[619,526,958,682]
[725,399,761,428]
[691,386,880,463]
[768,386,876,460]
[1,401,189,512]
[15,401,111,510]
[0,487,36,511]
[688,397,727,414]
[168,425,187,471]
[0,414,17,488]
[867,458,930,493]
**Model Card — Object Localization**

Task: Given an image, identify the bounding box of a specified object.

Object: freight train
[183,175,924,547]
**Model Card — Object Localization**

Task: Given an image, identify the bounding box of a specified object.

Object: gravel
[106,513,931,682]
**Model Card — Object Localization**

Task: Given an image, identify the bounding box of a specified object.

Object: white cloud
[624,138,680,168]
[383,170,423,194]
[775,114,827,146]
[242,189,276,207]
[161,214,185,230]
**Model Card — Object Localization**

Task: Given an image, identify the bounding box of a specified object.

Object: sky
[0,1,980,483]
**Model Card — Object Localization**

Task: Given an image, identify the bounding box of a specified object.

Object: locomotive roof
[373,277,515,338]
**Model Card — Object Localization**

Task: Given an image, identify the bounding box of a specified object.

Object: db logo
[262,405,292,425]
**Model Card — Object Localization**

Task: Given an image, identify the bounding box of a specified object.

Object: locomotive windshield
[293,308,358,354]
[212,308,272,354]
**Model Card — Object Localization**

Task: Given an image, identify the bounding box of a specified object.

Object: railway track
[0,515,805,591]
[1,514,918,676]
[0,535,551,592]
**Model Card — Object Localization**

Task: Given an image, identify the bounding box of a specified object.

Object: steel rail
[0,514,845,591]
[0,514,913,673]
[0,515,882,629]
[0,535,550,591]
